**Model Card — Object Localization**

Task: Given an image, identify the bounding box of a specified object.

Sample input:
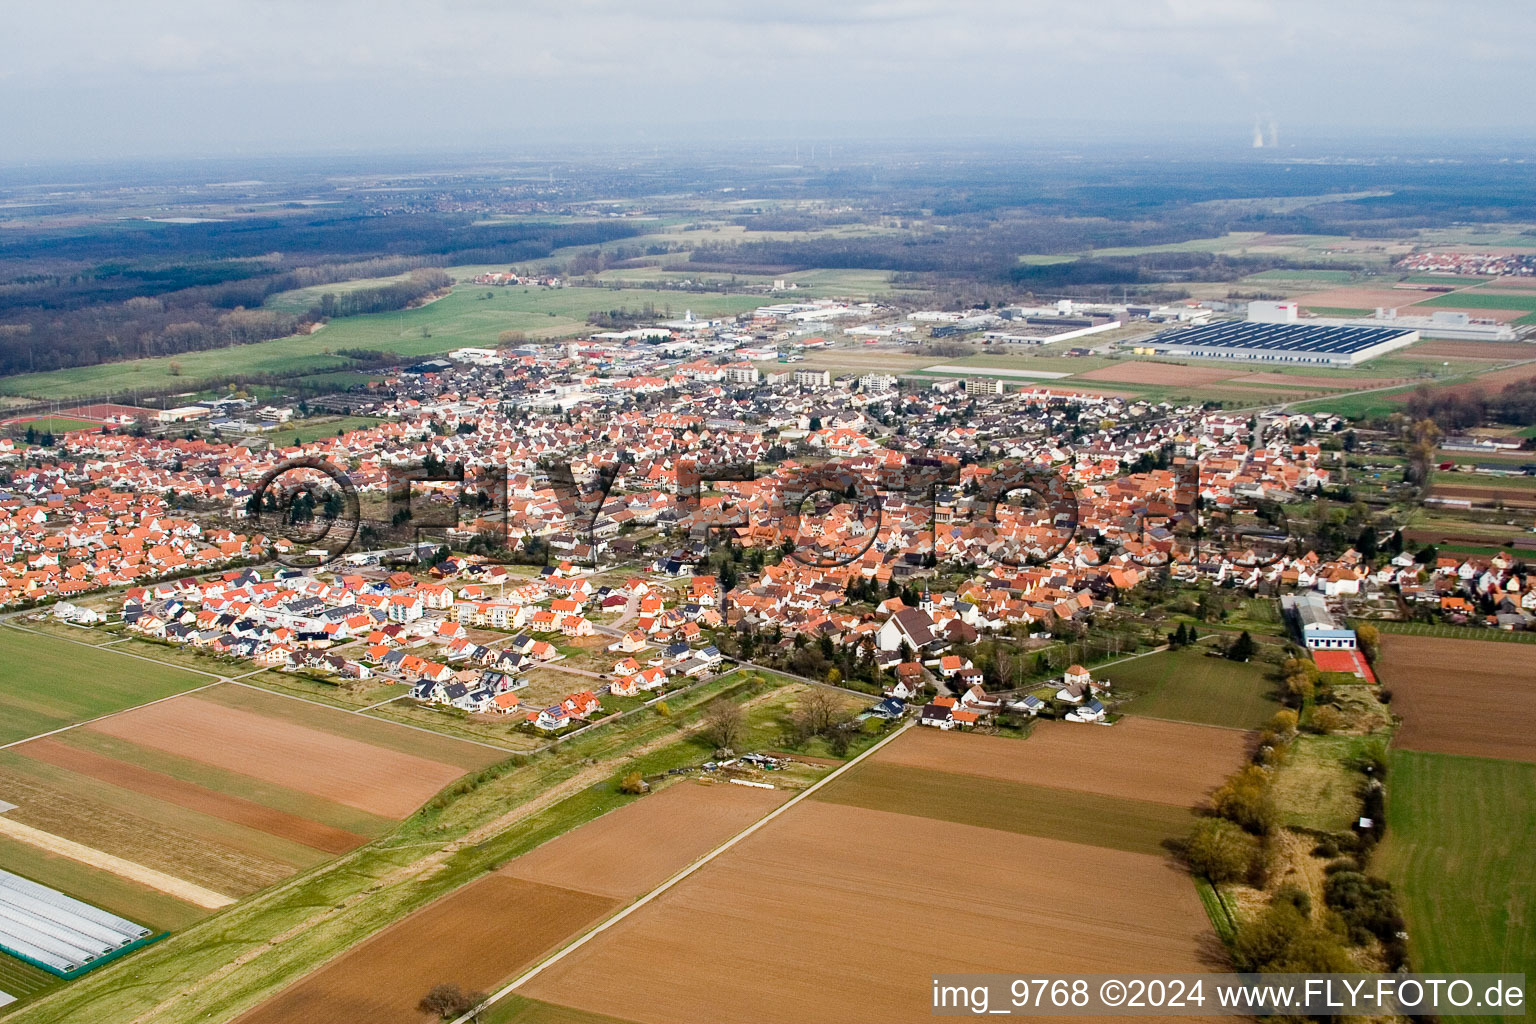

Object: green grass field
[1242,269,1358,284]
[1403,275,1492,286]
[1101,647,1280,730]
[0,283,765,400]
[288,370,385,390]
[274,414,387,441]
[1289,384,1423,418]
[1376,750,1535,1012]
[814,761,1197,856]
[1370,620,1536,645]
[1421,290,1536,312]
[1298,306,1375,317]
[1270,734,1375,833]
[0,628,212,746]
[9,417,103,435]
[262,273,419,314]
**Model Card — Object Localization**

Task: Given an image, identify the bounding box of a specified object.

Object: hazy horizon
[3,1,1534,164]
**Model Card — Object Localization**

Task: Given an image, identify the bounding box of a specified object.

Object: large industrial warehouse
[1144,320,1420,366]
[0,869,152,976]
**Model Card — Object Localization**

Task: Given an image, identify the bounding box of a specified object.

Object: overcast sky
[2,0,1533,163]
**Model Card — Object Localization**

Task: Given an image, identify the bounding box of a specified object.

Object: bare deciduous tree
[418,982,485,1020]
[702,700,745,752]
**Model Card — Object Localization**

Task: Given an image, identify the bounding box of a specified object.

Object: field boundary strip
[449,718,918,1024]
[0,816,234,909]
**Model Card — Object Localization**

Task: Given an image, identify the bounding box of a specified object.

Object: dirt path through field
[0,815,233,909]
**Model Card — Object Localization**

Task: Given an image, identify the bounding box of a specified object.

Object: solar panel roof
[1148,320,1415,355]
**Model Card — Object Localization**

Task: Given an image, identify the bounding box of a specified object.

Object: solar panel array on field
[0,869,150,975]
[1149,320,1415,356]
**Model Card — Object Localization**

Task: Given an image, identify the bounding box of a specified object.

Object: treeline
[1403,378,1536,430]
[686,221,1359,287]
[0,216,641,379]
[310,270,451,319]
[0,305,304,375]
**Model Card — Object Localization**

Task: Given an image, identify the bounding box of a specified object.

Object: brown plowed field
[1390,363,1536,402]
[1228,372,1405,389]
[1074,363,1237,386]
[1295,287,1446,309]
[522,801,1223,1024]
[1413,340,1536,359]
[501,781,786,899]
[1377,634,1536,763]
[234,877,616,1024]
[16,737,368,855]
[1429,484,1536,507]
[1424,308,1532,323]
[89,694,469,818]
[871,720,1246,807]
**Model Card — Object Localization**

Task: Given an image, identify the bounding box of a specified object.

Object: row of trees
[308,269,450,319]
[1404,378,1536,429]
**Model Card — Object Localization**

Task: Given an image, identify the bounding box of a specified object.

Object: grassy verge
[1194,876,1238,947]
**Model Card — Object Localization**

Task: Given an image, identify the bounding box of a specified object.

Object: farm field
[1074,362,1237,386]
[1372,620,1536,645]
[232,781,785,1024]
[1421,289,1536,312]
[87,685,502,815]
[0,627,213,746]
[1102,647,1281,730]
[874,718,1247,807]
[1412,340,1536,359]
[1375,634,1536,762]
[0,832,208,932]
[0,677,505,959]
[233,876,615,1024]
[0,671,780,1024]
[813,760,1196,855]
[262,272,419,313]
[498,780,786,899]
[1241,268,1359,284]
[520,799,1223,1024]
[1376,750,1536,1019]
[480,996,640,1024]
[1293,286,1450,310]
